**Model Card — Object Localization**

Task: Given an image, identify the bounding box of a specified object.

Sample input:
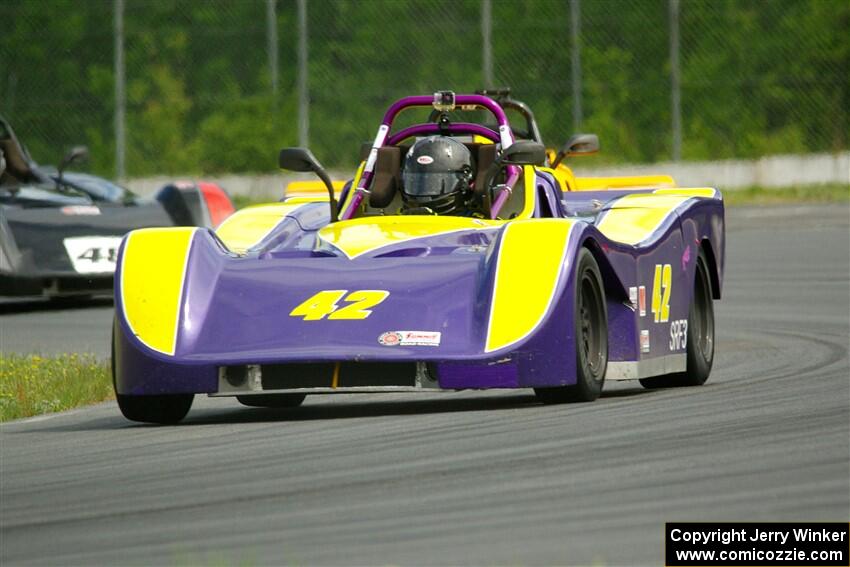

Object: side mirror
[499,140,547,166]
[480,141,547,198]
[551,133,599,168]
[57,145,89,188]
[279,147,338,222]
[279,147,321,172]
[59,145,89,174]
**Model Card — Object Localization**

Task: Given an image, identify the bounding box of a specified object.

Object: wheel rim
[693,262,714,361]
[579,270,605,378]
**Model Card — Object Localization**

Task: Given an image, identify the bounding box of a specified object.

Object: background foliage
[1,0,847,178]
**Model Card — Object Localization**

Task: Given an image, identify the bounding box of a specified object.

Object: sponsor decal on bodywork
[640,329,650,353]
[378,331,441,347]
[669,319,688,351]
[61,205,101,216]
[681,244,692,272]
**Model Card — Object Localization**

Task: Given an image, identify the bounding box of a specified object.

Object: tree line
[1,0,847,178]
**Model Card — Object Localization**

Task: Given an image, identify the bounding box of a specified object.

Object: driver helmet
[401,136,475,215]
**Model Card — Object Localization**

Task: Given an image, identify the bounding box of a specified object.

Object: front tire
[535,248,608,404]
[112,319,194,424]
[640,247,715,389]
[116,393,194,424]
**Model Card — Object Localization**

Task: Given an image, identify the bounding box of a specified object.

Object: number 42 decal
[290,290,389,320]
[651,264,672,323]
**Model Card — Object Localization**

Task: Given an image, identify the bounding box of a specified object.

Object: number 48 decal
[290,290,389,320]
[78,247,117,263]
[651,264,672,323]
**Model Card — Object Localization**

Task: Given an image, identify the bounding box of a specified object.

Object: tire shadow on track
[181,385,652,428]
[10,385,656,431]
[190,393,542,426]
[161,386,654,427]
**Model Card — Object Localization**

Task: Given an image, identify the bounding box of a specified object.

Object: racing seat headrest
[471,144,498,217]
[473,144,498,196]
[368,146,401,209]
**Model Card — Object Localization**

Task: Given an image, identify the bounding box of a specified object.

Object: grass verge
[0,353,112,422]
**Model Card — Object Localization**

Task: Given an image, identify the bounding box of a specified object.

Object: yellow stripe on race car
[574,175,676,191]
[653,187,718,198]
[317,215,503,259]
[215,202,306,254]
[121,227,196,356]
[516,166,538,220]
[485,219,575,353]
[284,195,330,204]
[285,179,347,196]
[595,194,691,245]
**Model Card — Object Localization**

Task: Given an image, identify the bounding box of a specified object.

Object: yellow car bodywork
[541,149,676,192]
[285,179,348,197]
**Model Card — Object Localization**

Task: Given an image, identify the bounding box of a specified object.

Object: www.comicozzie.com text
[670,527,848,546]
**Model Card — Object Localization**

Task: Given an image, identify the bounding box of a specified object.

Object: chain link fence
[1,0,847,180]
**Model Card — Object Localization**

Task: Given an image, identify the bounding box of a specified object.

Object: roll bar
[340,92,517,221]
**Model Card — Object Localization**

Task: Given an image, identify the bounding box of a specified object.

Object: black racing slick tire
[116,393,194,425]
[535,248,608,404]
[640,247,715,389]
[236,394,307,408]
[112,319,194,424]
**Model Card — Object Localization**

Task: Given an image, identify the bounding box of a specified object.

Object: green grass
[722,183,849,205]
[0,353,113,422]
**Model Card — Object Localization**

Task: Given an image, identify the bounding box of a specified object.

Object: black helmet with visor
[400,136,475,215]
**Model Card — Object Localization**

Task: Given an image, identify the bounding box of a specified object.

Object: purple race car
[113,91,724,424]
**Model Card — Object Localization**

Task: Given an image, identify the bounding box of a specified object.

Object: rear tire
[640,247,715,389]
[236,394,307,408]
[535,248,608,404]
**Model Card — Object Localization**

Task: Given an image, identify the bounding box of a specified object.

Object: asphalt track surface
[1,205,848,566]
